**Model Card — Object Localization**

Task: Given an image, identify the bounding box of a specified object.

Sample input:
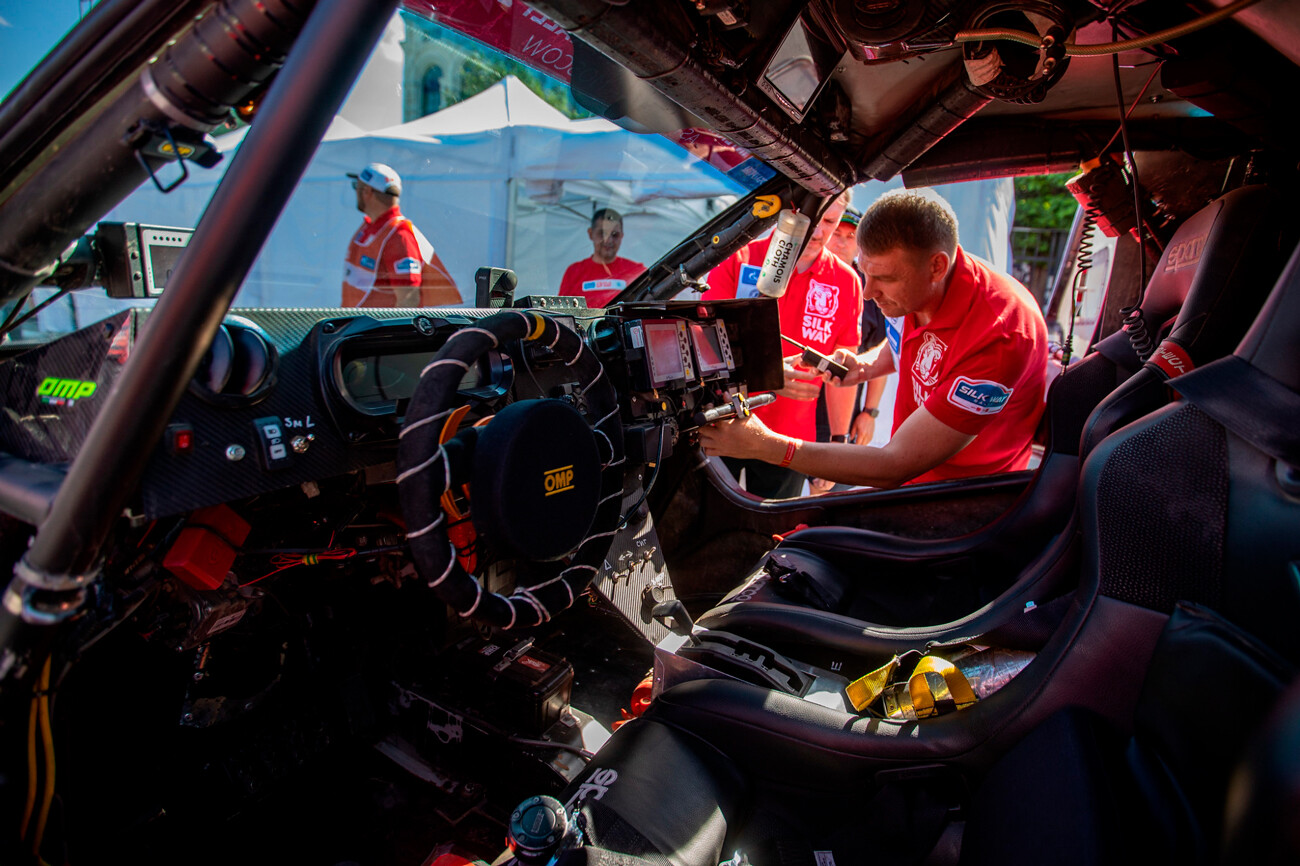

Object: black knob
[507,795,571,865]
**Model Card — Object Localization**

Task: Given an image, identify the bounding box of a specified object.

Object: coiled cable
[1111,24,1155,362]
[1060,203,1100,368]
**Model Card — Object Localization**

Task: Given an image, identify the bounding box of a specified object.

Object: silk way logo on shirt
[913,331,948,387]
[359,255,377,270]
[394,257,421,275]
[802,279,840,343]
[948,376,1013,415]
[736,263,762,298]
[583,279,627,292]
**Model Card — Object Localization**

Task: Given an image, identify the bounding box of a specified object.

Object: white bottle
[755,209,810,298]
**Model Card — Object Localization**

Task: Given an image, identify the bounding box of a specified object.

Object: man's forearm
[825,378,857,437]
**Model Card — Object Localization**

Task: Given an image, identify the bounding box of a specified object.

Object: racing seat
[696,185,1289,641]
[547,236,1300,866]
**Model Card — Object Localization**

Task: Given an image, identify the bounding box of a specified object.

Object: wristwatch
[862,407,880,418]
[830,434,850,443]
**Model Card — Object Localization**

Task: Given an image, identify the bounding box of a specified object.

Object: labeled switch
[252,415,292,470]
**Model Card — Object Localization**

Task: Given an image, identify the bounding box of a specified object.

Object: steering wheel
[396,311,624,629]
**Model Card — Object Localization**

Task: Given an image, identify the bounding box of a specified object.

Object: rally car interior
[1,0,1299,864]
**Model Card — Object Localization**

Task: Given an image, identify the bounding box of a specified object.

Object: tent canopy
[105,76,745,306]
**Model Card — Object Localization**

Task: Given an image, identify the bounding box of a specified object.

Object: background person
[700,189,1047,489]
[701,191,862,498]
[342,162,460,308]
[558,208,646,307]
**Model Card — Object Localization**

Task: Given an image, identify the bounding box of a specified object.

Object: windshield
[3,1,772,343]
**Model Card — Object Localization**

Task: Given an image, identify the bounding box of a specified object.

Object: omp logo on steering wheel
[544,464,576,496]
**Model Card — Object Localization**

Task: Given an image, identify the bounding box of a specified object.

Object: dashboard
[0,299,782,519]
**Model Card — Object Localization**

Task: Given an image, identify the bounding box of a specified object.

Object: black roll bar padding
[0,0,213,196]
[0,0,314,307]
[14,0,402,589]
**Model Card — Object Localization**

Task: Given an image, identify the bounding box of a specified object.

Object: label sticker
[736,263,762,298]
[516,655,551,674]
[752,195,782,218]
[948,377,1013,415]
[1149,340,1194,379]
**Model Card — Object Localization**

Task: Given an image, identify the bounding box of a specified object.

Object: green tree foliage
[1014,172,1078,229]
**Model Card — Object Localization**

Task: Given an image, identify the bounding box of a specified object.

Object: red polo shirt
[704,238,862,441]
[894,247,1048,484]
[558,256,646,307]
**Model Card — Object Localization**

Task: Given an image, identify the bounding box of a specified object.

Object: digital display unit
[688,321,734,377]
[97,222,194,298]
[631,319,694,389]
[341,351,483,410]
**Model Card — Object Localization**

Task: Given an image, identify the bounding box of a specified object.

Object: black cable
[1111,26,1154,361]
[0,291,33,335]
[0,288,70,339]
[1060,203,1099,368]
[617,421,667,530]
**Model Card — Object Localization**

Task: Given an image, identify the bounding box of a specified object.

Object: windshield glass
[3,1,771,343]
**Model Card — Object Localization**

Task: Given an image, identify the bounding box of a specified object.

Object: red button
[169,424,194,453]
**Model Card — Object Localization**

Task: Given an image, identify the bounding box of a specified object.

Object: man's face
[798,200,847,268]
[825,221,857,265]
[588,217,623,263]
[859,245,947,319]
[354,181,367,214]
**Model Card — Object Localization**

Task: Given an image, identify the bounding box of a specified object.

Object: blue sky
[0,1,85,102]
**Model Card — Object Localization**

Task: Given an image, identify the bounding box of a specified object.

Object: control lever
[780,334,849,381]
[652,599,698,644]
[695,392,776,426]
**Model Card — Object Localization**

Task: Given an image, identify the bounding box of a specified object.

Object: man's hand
[850,410,876,445]
[774,353,821,401]
[698,413,782,462]
[826,348,868,387]
[809,477,834,494]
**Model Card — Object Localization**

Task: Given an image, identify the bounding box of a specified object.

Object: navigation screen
[644,321,685,386]
[690,321,731,375]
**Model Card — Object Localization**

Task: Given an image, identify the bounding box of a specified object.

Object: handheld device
[780,334,849,381]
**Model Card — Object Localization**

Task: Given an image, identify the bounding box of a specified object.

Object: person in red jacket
[342,162,460,308]
[558,208,646,307]
[700,189,1047,489]
[701,191,862,498]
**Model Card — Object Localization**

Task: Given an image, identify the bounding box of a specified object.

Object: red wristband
[778,439,799,468]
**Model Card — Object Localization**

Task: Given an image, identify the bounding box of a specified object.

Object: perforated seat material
[1094,405,1227,612]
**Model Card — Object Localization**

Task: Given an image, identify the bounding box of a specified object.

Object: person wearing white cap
[342,162,460,307]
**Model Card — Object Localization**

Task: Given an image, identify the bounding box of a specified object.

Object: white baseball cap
[348,162,401,196]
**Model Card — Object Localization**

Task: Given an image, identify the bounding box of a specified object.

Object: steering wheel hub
[473,399,601,561]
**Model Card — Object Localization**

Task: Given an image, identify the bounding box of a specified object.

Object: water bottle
[755,209,810,298]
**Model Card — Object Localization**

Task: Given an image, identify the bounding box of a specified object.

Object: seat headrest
[1094,186,1279,369]
[1235,238,1300,392]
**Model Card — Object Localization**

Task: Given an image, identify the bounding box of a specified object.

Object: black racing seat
[696,185,1289,644]
[543,236,1300,866]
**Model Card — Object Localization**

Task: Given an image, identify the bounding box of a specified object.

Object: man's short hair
[857,189,958,259]
[591,207,623,228]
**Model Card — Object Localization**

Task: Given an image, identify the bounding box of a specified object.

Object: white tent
[103,76,745,307]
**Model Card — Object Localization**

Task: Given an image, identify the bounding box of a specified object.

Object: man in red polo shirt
[701,191,862,498]
[700,189,1047,488]
[558,208,646,307]
[342,162,460,308]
